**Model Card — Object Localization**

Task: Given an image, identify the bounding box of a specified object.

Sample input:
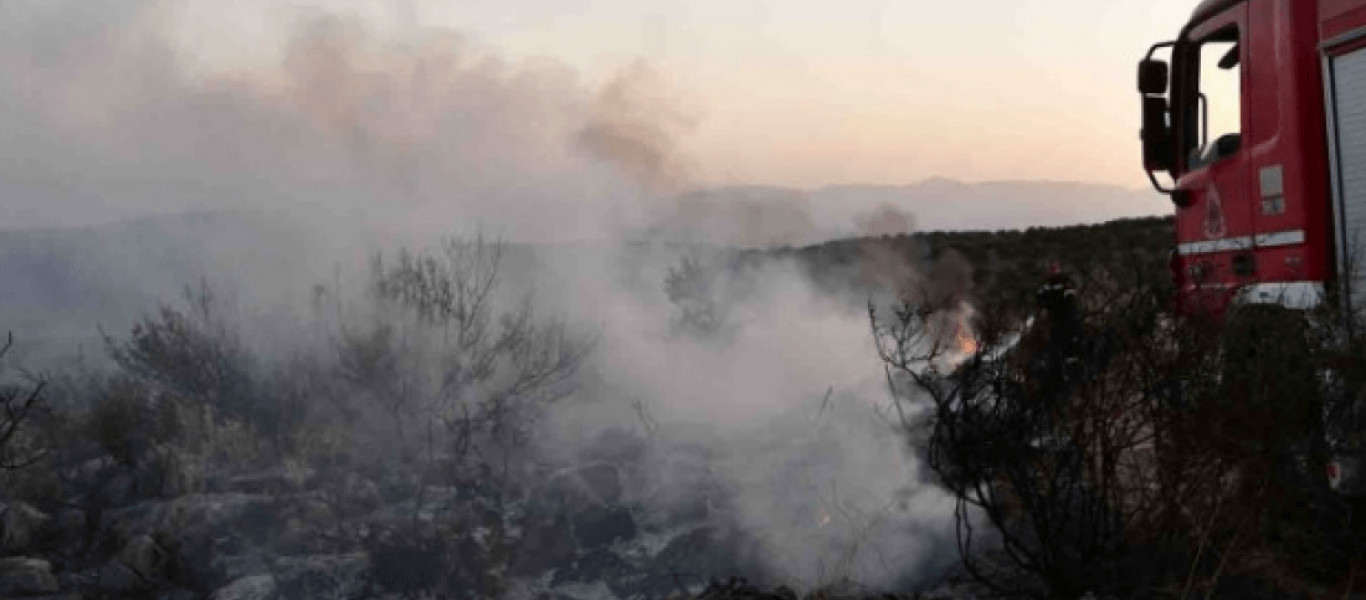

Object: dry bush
[1137,298,1359,598]
[86,378,182,467]
[361,236,592,484]
[330,236,593,594]
[104,284,254,415]
[872,259,1363,598]
[100,281,301,458]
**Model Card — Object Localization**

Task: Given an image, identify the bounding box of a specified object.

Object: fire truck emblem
[1202,184,1227,239]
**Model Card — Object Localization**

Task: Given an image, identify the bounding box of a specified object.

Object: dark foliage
[872,268,1171,599]
[100,282,294,445]
[871,244,1366,599]
[750,215,1175,318]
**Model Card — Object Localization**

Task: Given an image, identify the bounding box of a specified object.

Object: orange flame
[948,305,979,360]
[955,322,980,356]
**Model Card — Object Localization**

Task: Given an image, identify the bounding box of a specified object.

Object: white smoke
[0,1,651,241]
[530,246,958,589]
[0,0,960,591]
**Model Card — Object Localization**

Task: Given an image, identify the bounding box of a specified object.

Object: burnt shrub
[87,378,182,469]
[104,284,258,420]
[100,282,308,462]
[106,283,290,433]
[873,259,1366,598]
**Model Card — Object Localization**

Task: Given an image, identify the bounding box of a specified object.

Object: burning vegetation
[6,1,1366,598]
[3,212,1365,600]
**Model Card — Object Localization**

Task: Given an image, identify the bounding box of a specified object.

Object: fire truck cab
[1141,0,1366,316]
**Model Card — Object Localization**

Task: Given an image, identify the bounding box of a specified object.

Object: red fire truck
[1141,0,1366,494]
[1140,0,1366,316]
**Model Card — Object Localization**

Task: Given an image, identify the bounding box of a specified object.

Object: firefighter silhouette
[1034,262,1085,387]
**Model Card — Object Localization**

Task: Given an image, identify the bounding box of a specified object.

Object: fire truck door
[1177,7,1254,295]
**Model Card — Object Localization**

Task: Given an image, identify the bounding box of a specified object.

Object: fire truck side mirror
[1138,59,1169,95]
[1142,96,1173,172]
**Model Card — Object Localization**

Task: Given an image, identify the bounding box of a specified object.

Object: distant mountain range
[640,179,1171,248]
[0,179,1174,366]
[0,210,326,366]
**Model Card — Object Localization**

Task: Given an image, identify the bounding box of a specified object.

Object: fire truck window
[1193,33,1241,166]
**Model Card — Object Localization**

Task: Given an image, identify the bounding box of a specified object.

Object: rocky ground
[0,423,1000,600]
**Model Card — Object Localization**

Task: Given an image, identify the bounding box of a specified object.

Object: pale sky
[397,0,1199,189]
[152,0,1207,191]
[0,0,1210,233]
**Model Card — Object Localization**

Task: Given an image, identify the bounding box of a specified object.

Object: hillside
[644,180,1171,248]
[743,215,1176,316]
[0,209,1176,367]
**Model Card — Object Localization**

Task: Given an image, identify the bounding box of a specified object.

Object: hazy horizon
[151,0,1203,190]
[0,0,1194,235]
[0,4,1195,592]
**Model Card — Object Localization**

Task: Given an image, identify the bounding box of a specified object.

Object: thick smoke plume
[0,1,654,240]
[577,61,700,194]
[523,246,960,588]
[0,0,958,592]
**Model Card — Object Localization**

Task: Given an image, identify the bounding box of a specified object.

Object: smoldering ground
[0,0,961,593]
[529,247,961,589]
